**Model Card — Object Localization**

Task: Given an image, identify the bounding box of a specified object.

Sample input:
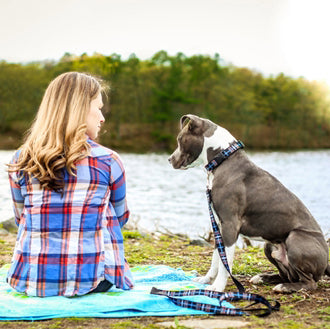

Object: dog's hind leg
[273,273,317,293]
[250,242,290,285]
[272,230,328,293]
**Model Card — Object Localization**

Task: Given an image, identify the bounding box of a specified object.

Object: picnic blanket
[0,264,233,321]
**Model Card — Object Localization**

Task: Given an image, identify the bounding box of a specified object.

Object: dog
[168,114,330,293]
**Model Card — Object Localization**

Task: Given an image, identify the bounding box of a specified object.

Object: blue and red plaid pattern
[205,140,244,172]
[7,138,134,297]
[151,287,280,317]
[206,189,245,293]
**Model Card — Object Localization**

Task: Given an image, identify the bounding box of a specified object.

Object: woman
[7,72,134,297]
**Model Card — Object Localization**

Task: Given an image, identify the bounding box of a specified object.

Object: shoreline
[1,126,330,153]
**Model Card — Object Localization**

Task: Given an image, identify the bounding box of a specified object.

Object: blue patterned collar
[205,140,245,172]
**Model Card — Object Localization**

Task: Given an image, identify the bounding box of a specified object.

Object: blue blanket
[0,264,232,320]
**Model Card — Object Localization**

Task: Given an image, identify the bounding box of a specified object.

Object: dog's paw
[273,281,317,293]
[193,276,212,284]
[273,283,292,293]
[250,274,264,284]
[273,283,299,293]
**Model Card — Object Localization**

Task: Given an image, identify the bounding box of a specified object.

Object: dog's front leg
[193,248,220,285]
[207,244,235,291]
[194,244,235,291]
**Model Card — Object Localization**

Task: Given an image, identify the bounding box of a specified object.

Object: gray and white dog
[169,114,330,293]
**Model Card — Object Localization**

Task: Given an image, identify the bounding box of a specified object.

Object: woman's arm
[109,153,130,228]
[8,170,24,226]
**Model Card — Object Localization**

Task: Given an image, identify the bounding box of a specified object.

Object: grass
[0,230,329,329]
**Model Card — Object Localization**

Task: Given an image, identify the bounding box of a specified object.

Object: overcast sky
[1,0,330,84]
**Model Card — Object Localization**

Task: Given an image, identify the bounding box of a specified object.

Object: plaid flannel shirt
[7,138,134,297]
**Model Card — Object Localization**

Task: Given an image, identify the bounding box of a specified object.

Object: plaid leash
[206,188,245,293]
[204,139,245,292]
[151,287,280,317]
[150,189,281,317]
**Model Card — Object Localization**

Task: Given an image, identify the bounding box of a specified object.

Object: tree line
[1,51,329,152]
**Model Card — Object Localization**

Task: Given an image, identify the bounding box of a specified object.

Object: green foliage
[122,231,143,239]
[1,51,330,151]
[124,233,210,273]
[232,246,269,276]
[0,62,49,134]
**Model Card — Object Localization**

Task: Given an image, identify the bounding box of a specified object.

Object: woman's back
[7,138,134,297]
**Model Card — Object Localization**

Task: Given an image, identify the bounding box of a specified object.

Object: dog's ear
[180,115,192,129]
[180,114,203,132]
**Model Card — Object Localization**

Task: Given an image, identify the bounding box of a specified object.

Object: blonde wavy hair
[8,72,107,192]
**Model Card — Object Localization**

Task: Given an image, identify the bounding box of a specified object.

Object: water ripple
[1,150,329,239]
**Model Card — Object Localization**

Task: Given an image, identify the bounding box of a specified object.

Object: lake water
[0,150,329,239]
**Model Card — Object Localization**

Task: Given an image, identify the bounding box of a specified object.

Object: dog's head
[168,114,237,170]
[168,114,217,169]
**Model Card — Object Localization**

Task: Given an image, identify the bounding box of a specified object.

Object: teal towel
[0,264,232,320]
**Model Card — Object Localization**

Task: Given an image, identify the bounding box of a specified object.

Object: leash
[151,287,280,317]
[150,189,280,316]
[206,140,246,292]
[206,188,245,293]
[151,140,280,316]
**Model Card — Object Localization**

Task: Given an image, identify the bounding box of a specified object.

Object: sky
[1,0,330,85]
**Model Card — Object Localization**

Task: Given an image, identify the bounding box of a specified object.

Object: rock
[1,218,17,234]
[0,228,9,236]
[189,239,211,247]
[158,318,248,329]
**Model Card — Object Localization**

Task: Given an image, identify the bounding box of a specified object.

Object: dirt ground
[0,230,329,329]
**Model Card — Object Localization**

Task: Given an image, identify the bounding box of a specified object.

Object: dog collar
[205,140,245,171]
